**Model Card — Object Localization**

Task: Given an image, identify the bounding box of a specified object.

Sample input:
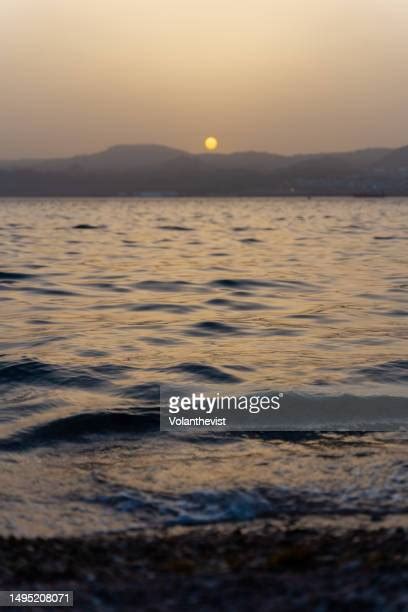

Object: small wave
[223,364,255,372]
[24,287,78,297]
[120,382,160,403]
[86,479,408,526]
[90,364,133,376]
[0,411,159,451]
[140,336,182,346]
[157,225,193,231]
[78,349,109,358]
[354,360,408,384]
[386,310,408,317]
[165,362,243,383]
[210,278,315,290]
[72,224,107,230]
[86,282,130,293]
[0,358,112,389]
[134,280,196,292]
[0,271,33,282]
[210,278,271,290]
[131,302,197,314]
[93,488,272,524]
[206,298,265,311]
[188,321,241,336]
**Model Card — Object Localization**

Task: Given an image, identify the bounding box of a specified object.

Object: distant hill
[0,143,407,196]
[0,144,187,172]
[374,145,408,170]
[0,144,392,174]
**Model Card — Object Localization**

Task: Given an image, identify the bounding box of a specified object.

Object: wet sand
[0,522,406,611]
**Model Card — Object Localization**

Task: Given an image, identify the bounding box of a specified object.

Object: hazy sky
[1,0,408,158]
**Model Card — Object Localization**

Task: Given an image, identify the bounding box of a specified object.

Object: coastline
[1,521,406,611]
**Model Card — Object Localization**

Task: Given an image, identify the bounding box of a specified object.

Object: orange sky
[1,0,408,157]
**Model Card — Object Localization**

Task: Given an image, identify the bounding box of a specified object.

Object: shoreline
[1,522,406,611]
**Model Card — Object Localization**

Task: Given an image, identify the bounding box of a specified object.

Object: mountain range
[1,143,408,196]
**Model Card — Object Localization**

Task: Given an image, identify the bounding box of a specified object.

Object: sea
[0,197,406,536]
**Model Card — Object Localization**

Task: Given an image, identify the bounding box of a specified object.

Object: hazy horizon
[0,140,402,163]
[2,0,408,158]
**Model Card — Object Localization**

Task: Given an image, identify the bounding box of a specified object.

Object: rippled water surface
[0,197,406,535]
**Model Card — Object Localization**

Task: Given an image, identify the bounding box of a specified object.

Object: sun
[204,136,218,151]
